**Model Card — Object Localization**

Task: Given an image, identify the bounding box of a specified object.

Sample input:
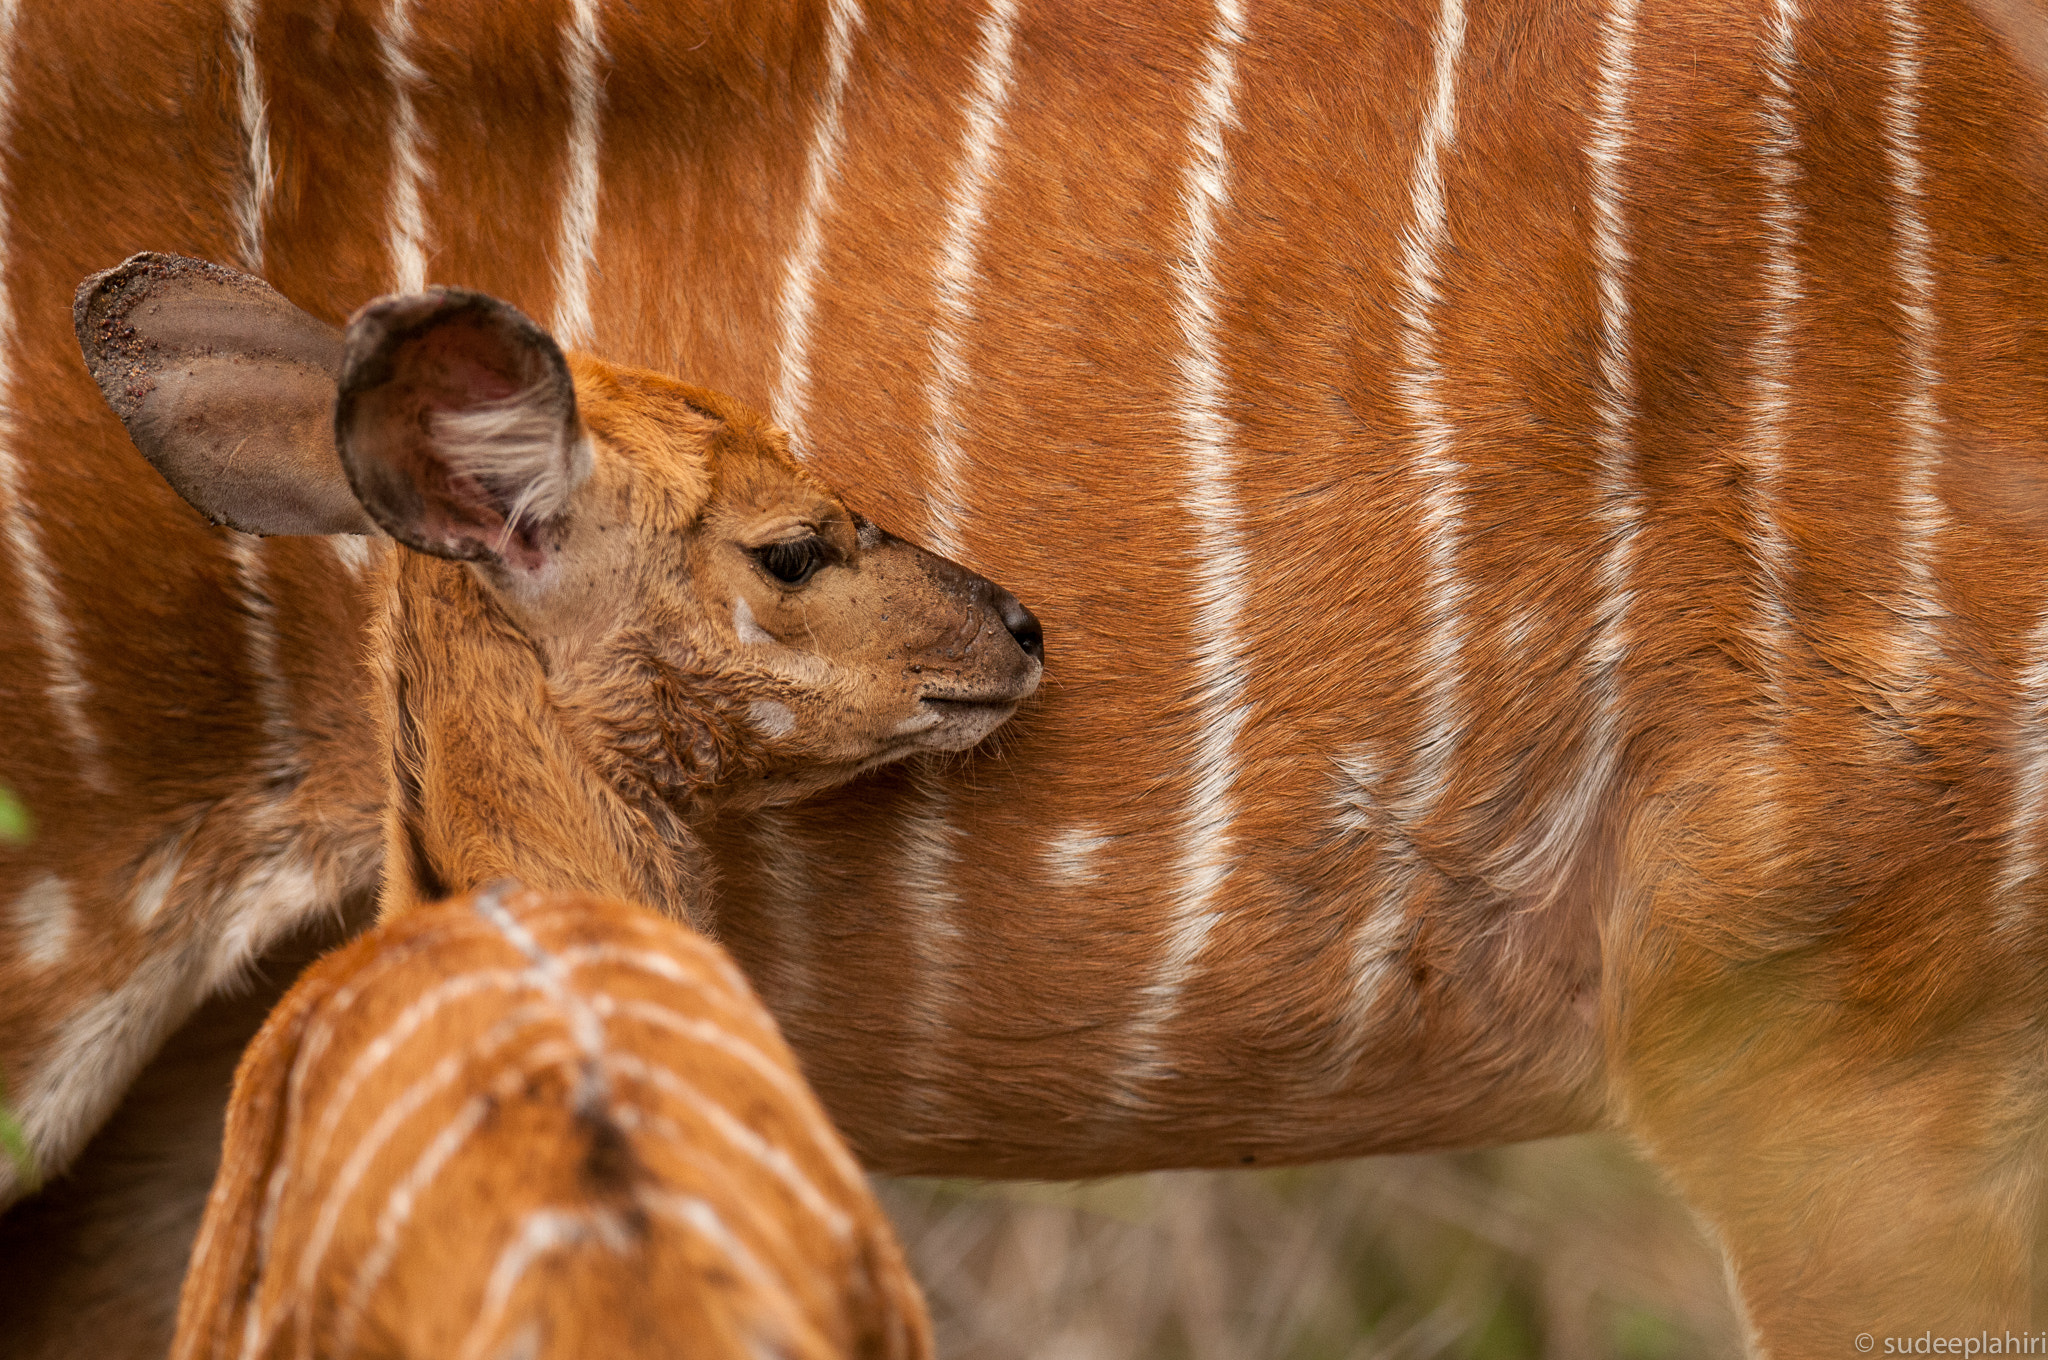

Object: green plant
[0,783,29,845]
[0,1076,37,1192]
[0,782,37,1189]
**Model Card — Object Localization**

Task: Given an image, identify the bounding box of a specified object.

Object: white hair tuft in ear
[432,385,590,549]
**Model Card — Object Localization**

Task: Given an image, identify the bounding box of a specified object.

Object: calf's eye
[755,537,826,586]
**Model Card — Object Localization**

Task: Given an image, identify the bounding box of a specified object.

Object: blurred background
[877,1135,1741,1360]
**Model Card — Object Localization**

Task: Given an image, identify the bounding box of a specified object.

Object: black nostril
[994,588,1044,664]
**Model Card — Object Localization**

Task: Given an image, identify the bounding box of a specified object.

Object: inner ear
[335,289,589,572]
[72,252,372,537]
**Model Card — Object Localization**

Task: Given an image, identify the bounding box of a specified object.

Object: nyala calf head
[76,254,1043,821]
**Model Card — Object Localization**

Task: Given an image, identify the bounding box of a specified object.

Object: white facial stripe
[747,699,796,738]
[891,708,942,737]
[733,595,777,646]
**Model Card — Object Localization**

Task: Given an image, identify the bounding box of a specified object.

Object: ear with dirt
[72,252,374,536]
[335,289,588,573]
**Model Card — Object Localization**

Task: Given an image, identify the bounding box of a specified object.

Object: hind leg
[1630,1049,2038,1356]
[1613,885,2046,1356]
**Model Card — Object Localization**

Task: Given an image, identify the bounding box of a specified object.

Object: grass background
[877,1136,1741,1360]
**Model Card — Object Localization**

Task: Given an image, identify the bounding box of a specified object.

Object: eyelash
[753,537,827,586]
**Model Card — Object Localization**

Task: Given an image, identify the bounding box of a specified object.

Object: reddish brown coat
[172,885,930,1360]
[2,0,2046,1350]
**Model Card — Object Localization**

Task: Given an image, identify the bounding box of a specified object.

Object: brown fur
[0,0,2046,1351]
[171,886,930,1360]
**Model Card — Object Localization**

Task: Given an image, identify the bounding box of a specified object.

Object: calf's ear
[335,289,588,575]
[73,252,375,536]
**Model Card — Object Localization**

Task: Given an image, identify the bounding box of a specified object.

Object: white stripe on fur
[921,0,1020,560]
[455,1207,635,1360]
[550,0,608,349]
[1880,0,1950,700]
[1391,0,1469,827]
[1573,0,1645,889]
[225,0,273,272]
[895,773,963,1128]
[2004,604,2048,928]
[227,533,298,780]
[1745,0,1804,822]
[602,1051,853,1240]
[10,873,73,970]
[741,807,816,1022]
[0,0,110,796]
[1120,0,1250,1098]
[379,0,431,292]
[770,0,867,452]
[4,842,352,1209]
[638,1190,814,1346]
[267,1031,574,1360]
[1331,746,1421,1084]
[330,1051,579,1359]
[329,534,378,579]
[1044,824,1109,889]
